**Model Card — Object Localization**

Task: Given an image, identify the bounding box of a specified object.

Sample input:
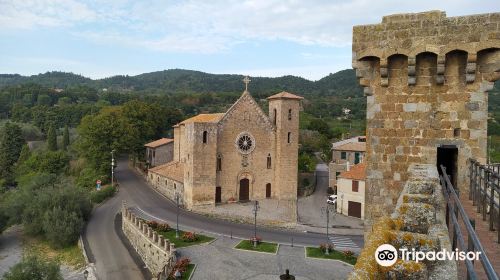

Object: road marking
[329,236,359,249]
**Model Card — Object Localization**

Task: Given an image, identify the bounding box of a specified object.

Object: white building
[336,162,366,219]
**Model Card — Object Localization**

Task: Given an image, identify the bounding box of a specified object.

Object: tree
[3,255,62,280]
[76,106,137,174]
[0,122,25,186]
[17,144,31,165]
[47,125,57,151]
[308,118,330,137]
[62,125,70,150]
[17,151,70,175]
[43,206,84,248]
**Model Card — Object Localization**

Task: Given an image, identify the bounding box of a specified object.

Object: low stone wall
[121,201,176,279]
[349,164,456,279]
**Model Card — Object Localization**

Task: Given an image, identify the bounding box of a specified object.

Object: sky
[0,0,498,81]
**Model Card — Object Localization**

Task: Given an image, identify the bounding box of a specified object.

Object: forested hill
[0,69,363,97]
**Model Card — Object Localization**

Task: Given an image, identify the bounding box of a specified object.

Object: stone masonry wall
[121,201,176,278]
[352,11,500,228]
[349,164,456,279]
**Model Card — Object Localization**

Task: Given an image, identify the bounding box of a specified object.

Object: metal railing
[469,159,500,243]
[440,165,499,280]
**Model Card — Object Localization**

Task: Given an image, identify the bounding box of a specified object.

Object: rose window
[236,132,255,154]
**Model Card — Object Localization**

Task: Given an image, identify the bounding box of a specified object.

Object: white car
[326,195,337,205]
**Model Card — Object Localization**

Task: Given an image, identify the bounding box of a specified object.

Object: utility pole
[252,201,260,247]
[111,149,115,187]
[176,193,180,239]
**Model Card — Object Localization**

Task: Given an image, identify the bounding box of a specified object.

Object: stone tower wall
[189,122,218,208]
[352,11,500,228]
[269,98,300,201]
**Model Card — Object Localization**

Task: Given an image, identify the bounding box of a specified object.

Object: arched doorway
[239,178,249,202]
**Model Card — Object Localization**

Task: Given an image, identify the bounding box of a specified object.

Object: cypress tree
[47,125,57,151]
[0,122,25,185]
[62,125,70,150]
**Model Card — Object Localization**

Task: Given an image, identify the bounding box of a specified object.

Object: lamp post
[321,205,333,255]
[111,149,115,187]
[175,192,180,239]
[252,201,260,247]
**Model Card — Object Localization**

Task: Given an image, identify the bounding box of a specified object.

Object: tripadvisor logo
[375,244,482,267]
[375,244,398,267]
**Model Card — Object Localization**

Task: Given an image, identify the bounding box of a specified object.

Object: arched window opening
[267,154,272,169]
[288,109,292,120]
[217,154,222,171]
[203,131,208,143]
[287,132,291,143]
[266,183,271,198]
[273,108,277,125]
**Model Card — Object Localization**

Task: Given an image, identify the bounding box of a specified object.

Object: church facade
[147,85,302,213]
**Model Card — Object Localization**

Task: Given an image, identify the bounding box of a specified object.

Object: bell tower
[267,91,303,201]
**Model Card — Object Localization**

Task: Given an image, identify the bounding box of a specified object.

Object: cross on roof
[243,76,251,91]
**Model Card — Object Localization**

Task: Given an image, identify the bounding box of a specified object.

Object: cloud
[0,0,97,29]
[0,0,498,53]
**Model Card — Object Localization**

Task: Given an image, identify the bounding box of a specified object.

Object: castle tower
[268,92,303,201]
[352,11,500,229]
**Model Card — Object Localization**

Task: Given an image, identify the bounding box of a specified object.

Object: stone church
[147,79,303,213]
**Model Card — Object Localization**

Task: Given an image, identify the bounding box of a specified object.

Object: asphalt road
[85,159,364,279]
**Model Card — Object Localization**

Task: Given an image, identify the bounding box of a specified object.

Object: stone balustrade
[121,201,176,278]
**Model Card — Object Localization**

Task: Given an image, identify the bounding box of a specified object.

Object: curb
[187,263,197,280]
[233,240,280,255]
[303,247,355,267]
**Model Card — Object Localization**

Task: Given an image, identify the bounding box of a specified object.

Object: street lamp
[321,204,334,255]
[252,201,260,248]
[111,149,115,187]
[175,192,180,239]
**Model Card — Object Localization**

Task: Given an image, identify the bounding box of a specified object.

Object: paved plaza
[178,237,353,280]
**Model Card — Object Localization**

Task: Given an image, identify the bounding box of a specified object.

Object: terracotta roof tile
[334,142,366,152]
[144,138,174,148]
[149,161,184,183]
[267,91,304,100]
[179,113,225,125]
[339,163,366,181]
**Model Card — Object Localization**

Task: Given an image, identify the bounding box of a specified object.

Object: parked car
[327,195,337,205]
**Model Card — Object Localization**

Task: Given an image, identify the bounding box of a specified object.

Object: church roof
[339,163,366,181]
[178,113,226,125]
[267,91,304,100]
[149,161,184,183]
[144,138,173,148]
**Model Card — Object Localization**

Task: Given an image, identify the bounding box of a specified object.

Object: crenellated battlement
[121,201,176,278]
[352,11,500,230]
[353,11,500,94]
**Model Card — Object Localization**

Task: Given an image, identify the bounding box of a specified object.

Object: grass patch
[235,240,278,254]
[22,234,86,269]
[306,247,357,265]
[180,264,195,280]
[157,230,214,248]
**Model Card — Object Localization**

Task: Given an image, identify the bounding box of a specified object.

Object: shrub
[3,255,62,280]
[168,257,191,279]
[43,206,84,248]
[146,220,159,229]
[157,223,171,232]
[90,185,116,204]
[181,232,198,242]
[249,236,262,244]
[76,167,108,189]
[319,243,334,253]
[343,250,355,258]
